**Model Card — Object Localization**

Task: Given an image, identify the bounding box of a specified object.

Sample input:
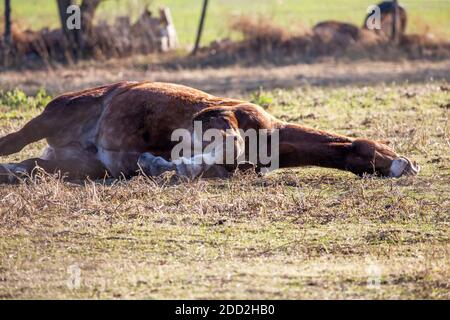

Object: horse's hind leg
[0,114,53,156]
[0,158,59,183]
[0,151,108,184]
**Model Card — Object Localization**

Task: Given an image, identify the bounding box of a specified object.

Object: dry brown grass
[0,81,449,299]
[230,16,292,43]
[0,8,171,68]
[175,16,450,69]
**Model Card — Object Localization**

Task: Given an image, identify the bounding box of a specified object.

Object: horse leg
[0,114,56,157]
[0,147,108,184]
[137,152,231,179]
[137,127,244,179]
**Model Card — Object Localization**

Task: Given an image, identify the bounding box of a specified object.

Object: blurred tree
[57,0,81,58]
[56,0,103,58]
[4,0,12,44]
[391,0,399,43]
[80,0,103,35]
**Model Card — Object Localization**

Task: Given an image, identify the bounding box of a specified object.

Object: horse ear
[378,140,391,146]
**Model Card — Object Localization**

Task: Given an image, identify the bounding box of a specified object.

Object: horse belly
[96,148,141,178]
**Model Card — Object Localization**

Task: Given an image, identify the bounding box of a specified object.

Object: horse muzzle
[389,156,420,178]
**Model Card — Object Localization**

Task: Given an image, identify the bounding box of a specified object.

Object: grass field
[1,0,449,46]
[0,80,448,299]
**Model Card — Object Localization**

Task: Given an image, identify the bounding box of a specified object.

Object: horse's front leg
[138,130,244,179]
[137,152,231,179]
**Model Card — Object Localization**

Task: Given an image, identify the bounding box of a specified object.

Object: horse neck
[276,122,354,169]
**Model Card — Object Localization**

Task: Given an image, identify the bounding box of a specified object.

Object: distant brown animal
[0,82,419,183]
[312,21,368,49]
[363,1,408,38]
[313,2,407,48]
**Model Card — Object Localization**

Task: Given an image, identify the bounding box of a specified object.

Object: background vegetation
[1,0,449,46]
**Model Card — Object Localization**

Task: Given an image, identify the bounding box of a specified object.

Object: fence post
[192,0,209,56]
[391,0,399,43]
[4,0,12,44]
[160,7,179,51]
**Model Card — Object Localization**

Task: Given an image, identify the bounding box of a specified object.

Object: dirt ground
[1,59,449,96]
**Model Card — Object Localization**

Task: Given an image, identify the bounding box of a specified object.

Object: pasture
[0,75,448,299]
[0,0,449,301]
[1,0,449,46]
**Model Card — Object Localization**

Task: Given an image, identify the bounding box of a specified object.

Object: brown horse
[0,81,419,183]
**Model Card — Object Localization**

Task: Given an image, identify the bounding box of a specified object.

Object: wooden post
[4,0,12,44]
[391,0,399,42]
[160,7,179,51]
[192,0,209,56]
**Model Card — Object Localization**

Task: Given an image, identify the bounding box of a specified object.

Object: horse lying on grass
[0,81,419,183]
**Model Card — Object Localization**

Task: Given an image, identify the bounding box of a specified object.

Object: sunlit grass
[1,0,449,47]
